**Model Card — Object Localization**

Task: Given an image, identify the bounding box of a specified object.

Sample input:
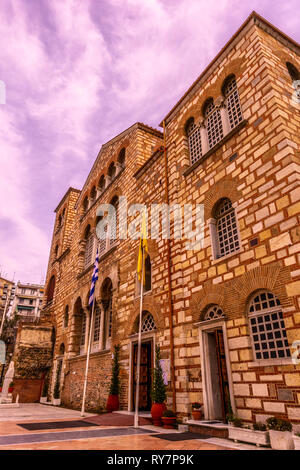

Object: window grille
[249,291,290,361]
[204,101,223,149]
[107,298,112,339]
[141,313,156,333]
[99,224,108,256]
[80,314,86,347]
[215,198,239,258]
[84,234,94,269]
[204,305,225,321]
[187,120,202,165]
[224,77,242,130]
[93,304,101,342]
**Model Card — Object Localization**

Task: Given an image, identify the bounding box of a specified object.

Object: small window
[90,186,97,203]
[98,175,105,193]
[141,312,156,333]
[286,62,300,82]
[248,291,290,361]
[213,198,240,258]
[118,148,126,166]
[64,306,69,328]
[54,244,59,258]
[223,75,243,130]
[203,99,223,149]
[108,162,116,180]
[204,305,225,321]
[83,196,89,214]
[186,118,202,165]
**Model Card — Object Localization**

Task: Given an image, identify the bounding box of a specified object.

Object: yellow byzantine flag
[137,212,148,284]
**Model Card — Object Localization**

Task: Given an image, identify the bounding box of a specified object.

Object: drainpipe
[162,120,176,413]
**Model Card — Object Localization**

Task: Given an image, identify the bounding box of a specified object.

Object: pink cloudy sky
[0,0,299,284]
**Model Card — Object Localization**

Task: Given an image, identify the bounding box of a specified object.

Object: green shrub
[266,417,292,432]
[253,422,267,431]
[109,345,120,395]
[9,381,14,388]
[227,414,243,428]
[191,402,201,409]
[151,345,167,404]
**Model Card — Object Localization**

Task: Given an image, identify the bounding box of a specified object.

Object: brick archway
[190,284,226,323]
[125,296,163,337]
[204,177,241,220]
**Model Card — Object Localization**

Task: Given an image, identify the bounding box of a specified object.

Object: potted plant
[266,417,294,450]
[8,381,14,393]
[294,432,300,448]
[151,345,167,426]
[162,409,177,429]
[40,376,49,404]
[106,345,120,412]
[228,417,270,447]
[191,402,202,420]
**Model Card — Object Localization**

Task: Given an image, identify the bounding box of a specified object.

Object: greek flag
[88,248,99,307]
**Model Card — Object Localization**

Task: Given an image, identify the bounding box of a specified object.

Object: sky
[0,0,299,285]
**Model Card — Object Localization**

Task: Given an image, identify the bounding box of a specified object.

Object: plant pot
[8,387,14,393]
[162,417,177,429]
[293,435,300,449]
[106,394,119,412]
[192,409,202,421]
[53,398,61,406]
[151,403,167,426]
[40,397,48,404]
[269,429,295,450]
[228,426,270,447]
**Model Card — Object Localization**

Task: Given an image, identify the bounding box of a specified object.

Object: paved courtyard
[0,403,274,450]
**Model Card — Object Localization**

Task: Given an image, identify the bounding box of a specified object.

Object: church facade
[42,12,300,425]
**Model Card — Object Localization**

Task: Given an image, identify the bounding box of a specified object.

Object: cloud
[0,0,299,283]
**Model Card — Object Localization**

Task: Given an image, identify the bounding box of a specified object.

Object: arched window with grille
[248,291,291,361]
[203,99,223,150]
[84,225,95,269]
[186,117,203,165]
[203,305,225,321]
[141,312,156,333]
[118,148,126,167]
[210,198,240,259]
[223,75,243,130]
[92,302,101,351]
[80,313,87,354]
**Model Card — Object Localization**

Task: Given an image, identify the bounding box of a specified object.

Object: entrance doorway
[206,329,230,421]
[132,341,153,411]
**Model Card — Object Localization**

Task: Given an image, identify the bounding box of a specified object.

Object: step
[186,420,229,439]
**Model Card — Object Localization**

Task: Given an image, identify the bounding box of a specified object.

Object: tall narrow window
[83,196,89,214]
[108,162,116,180]
[223,76,243,130]
[101,278,113,350]
[84,225,94,269]
[46,275,55,303]
[64,305,69,328]
[203,99,223,149]
[109,196,118,248]
[90,186,97,204]
[93,303,101,344]
[118,148,126,167]
[80,314,86,352]
[248,291,291,361]
[213,198,240,258]
[186,118,202,165]
[98,175,105,193]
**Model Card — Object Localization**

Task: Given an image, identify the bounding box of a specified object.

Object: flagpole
[81,245,99,417]
[134,245,144,428]
[81,296,96,417]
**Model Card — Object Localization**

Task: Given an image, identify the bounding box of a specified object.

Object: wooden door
[214,330,230,422]
[132,342,152,411]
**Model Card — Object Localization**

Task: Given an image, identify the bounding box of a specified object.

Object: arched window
[58,214,62,228]
[83,196,89,214]
[141,312,156,333]
[80,313,87,352]
[46,275,55,303]
[118,148,126,167]
[108,162,116,180]
[98,175,105,193]
[186,117,202,165]
[211,198,240,259]
[59,343,65,355]
[286,62,300,82]
[204,305,225,321]
[90,186,97,203]
[54,244,59,258]
[84,225,95,269]
[223,75,243,130]
[93,302,101,345]
[248,291,291,361]
[64,305,69,328]
[109,196,118,248]
[203,99,223,150]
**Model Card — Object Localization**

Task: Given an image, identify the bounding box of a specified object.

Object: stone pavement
[0,404,270,450]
